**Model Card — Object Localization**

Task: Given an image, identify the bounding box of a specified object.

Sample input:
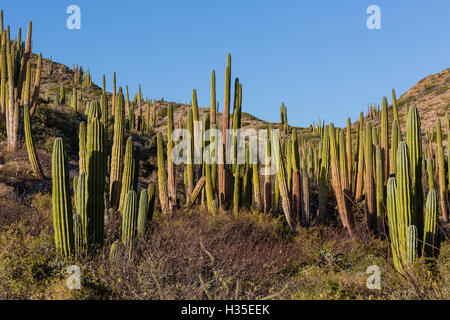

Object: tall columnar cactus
[390,120,400,175]
[437,120,449,222]
[157,132,170,215]
[396,142,414,267]
[355,119,365,201]
[376,145,385,233]
[263,132,272,214]
[118,137,137,213]
[318,125,330,219]
[381,97,389,184]
[210,70,216,125]
[365,123,376,231]
[392,89,399,124]
[387,178,401,272]
[291,129,301,224]
[52,138,74,257]
[329,124,353,236]
[109,88,125,209]
[76,173,87,248]
[339,130,349,191]
[219,54,231,209]
[423,189,439,258]
[242,146,253,207]
[167,104,176,212]
[210,124,218,193]
[23,100,44,179]
[86,117,107,248]
[233,163,241,217]
[78,121,87,174]
[427,157,435,191]
[100,93,108,134]
[137,189,149,236]
[205,144,217,215]
[186,108,194,201]
[406,106,424,241]
[346,118,352,190]
[273,133,294,229]
[406,225,418,264]
[121,191,138,254]
[301,174,310,226]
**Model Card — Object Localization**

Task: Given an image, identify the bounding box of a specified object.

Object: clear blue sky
[2,1,449,127]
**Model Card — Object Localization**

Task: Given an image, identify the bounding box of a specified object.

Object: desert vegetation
[0,10,448,300]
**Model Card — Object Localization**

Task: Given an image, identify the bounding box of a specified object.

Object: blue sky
[2,1,449,127]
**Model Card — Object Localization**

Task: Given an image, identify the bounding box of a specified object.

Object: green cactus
[23,103,44,179]
[381,97,389,184]
[86,117,107,248]
[51,138,74,257]
[137,189,149,236]
[210,70,216,125]
[392,89,399,124]
[406,106,424,240]
[157,132,170,215]
[318,125,330,219]
[389,120,400,175]
[396,141,414,267]
[427,157,435,191]
[109,240,122,263]
[387,177,401,272]
[423,189,439,258]
[167,104,176,212]
[121,190,138,254]
[76,173,87,247]
[365,123,376,231]
[186,108,194,200]
[406,225,418,264]
[118,137,137,213]
[109,88,125,209]
[376,145,385,233]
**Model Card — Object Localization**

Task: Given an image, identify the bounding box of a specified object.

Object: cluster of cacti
[0,17,42,150]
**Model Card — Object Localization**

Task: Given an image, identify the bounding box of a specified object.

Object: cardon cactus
[392,89,399,123]
[438,147,449,222]
[406,225,418,264]
[346,118,352,190]
[273,133,294,229]
[263,132,272,214]
[76,173,87,247]
[52,138,74,257]
[86,117,107,248]
[389,120,400,175]
[291,129,301,225]
[406,106,424,240]
[79,121,87,174]
[329,124,353,236]
[396,142,414,267]
[167,104,176,212]
[381,97,389,184]
[186,108,194,201]
[23,103,44,179]
[109,88,125,209]
[210,70,216,125]
[427,157,435,191]
[423,189,439,258]
[365,123,376,231]
[157,132,170,215]
[121,191,138,254]
[355,119,365,200]
[387,177,401,272]
[137,189,149,236]
[318,125,330,219]
[376,145,385,234]
[118,137,137,213]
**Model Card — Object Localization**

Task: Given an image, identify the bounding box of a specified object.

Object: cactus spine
[51,138,74,257]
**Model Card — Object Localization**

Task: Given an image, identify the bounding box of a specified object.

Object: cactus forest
[0,9,448,300]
